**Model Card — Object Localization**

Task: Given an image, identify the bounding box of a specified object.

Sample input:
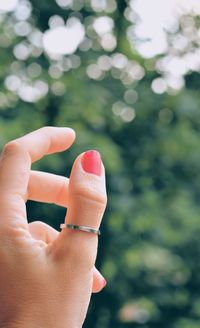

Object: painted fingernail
[81,150,102,176]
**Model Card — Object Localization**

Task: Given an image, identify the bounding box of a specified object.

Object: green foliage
[1,1,200,327]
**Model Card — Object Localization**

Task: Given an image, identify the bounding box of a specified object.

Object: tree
[1,1,200,327]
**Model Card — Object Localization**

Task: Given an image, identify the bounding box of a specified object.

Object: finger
[28,221,59,244]
[0,127,75,229]
[28,171,69,207]
[93,268,107,293]
[29,221,106,292]
[49,150,107,271]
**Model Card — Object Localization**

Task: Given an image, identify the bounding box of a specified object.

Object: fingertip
[93,268,107,293]
[64,127,76,146]
[67,127,76,141]
[54,127,76,151]
[81,150,102,176]
[52,148,107,266]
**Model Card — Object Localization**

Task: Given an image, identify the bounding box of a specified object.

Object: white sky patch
[132,0,200,58]
[43,18,85,56]
[0,0,18,12]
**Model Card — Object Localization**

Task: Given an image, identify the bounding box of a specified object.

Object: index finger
[0,126,75,228]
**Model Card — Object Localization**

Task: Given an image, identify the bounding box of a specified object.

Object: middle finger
[28,171,69,207]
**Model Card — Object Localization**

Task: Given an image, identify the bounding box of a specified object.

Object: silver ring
[60,224,101,235]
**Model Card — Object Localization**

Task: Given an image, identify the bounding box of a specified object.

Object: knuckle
[0,195,26,219]
[29,220,46,229]
[2,140,22,156]
[41,126,52,131]
[5,224,28,239]
[75,185,107,208]
[56,178,68,205]
[40,127,53,152]
[0,222,30,250]
[40,126,53,135]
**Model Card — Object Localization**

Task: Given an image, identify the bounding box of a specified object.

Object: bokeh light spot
[0,0,18,12]
[55,0,73,8]
[101,33,116,51]
[93,16,114,36]
[43,18,85,55]
[151,78,167,94]
[124,89,138,104]
[13,42,30,60]
[87,64,103,80]
[121,107,136,122]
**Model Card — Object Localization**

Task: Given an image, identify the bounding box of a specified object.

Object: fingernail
[81,150,102,176]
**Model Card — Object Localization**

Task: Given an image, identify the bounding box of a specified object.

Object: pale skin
[0,126,107,328]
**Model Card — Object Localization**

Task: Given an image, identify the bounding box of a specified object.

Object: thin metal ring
[60,224,101,235]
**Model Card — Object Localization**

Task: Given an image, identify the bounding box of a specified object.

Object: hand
[0,127,107,328]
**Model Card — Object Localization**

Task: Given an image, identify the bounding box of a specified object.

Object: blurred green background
[1,0,200,327]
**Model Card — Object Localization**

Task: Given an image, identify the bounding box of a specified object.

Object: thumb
[48,150,107,270]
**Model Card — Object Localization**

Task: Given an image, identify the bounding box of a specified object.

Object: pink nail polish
[81,150,102,176]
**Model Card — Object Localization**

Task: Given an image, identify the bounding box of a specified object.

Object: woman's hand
[0,127,107,328]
